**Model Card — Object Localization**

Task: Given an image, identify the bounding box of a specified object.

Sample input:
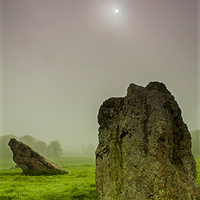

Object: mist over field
[0,0,200,152]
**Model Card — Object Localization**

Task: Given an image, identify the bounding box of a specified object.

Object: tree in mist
[35,140,48,156]
[0,134,63,159]
[46,140,62,157]
[0,135,16,159]
[191,130,200,157]
[19,135,38,150]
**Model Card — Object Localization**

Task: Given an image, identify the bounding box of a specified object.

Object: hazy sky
[1,0,200,150]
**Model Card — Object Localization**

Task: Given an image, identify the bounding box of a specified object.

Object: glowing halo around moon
[115,9,119,13]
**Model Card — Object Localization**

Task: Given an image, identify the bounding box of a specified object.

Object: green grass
[0,165,98,200]
[23,168,69,176]
[0,156,97,200]
[195,157,200,185]
[0,156,200,199]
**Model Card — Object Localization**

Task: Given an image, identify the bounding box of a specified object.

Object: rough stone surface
[8,138,67,173]
[95,82,200,200]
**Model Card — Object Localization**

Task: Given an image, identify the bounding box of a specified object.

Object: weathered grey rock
[8,138,68,173]
[95,82,200,200]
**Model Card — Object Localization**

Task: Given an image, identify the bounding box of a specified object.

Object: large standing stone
[95,82,200,200]
[8,138,68,173]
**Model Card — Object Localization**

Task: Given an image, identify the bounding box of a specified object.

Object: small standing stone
[8,138,68,173]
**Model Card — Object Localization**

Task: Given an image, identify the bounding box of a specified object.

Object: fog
[0,0,199,151]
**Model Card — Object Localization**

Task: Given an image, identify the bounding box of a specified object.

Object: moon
[115,9,119,13]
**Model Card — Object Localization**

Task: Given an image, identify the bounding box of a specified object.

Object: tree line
[1,130,199,159]
[0,135,62,159]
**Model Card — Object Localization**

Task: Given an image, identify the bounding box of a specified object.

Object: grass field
[0,156,97,200]
[0,156,200,200]
[195,157,200,184]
